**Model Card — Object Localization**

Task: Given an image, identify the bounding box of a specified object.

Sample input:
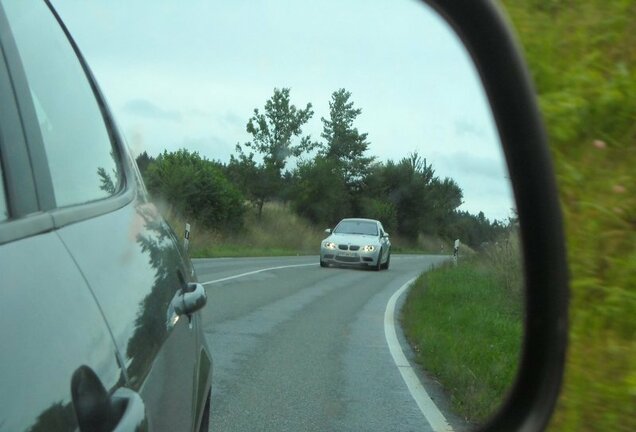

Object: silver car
[320,218,391,270]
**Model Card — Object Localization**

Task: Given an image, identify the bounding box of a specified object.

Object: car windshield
[334,220,378,236]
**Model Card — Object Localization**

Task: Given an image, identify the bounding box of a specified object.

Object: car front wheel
[374,249,383,271]
[381,252,390,270]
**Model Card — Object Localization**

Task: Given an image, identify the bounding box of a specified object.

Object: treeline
[136,87,509,248]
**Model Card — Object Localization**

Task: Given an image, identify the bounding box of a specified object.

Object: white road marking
[200,263,316,286]
[384,277,454,432]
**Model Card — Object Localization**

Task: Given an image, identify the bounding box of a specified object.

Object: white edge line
[201,263,316,286]
[384,277,454,432]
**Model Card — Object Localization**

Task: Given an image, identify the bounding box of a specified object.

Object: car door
[0,12,124,431]
[58,195,202,432]
[1,1,208,431]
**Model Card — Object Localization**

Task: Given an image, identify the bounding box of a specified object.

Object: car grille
[338,244,360,251]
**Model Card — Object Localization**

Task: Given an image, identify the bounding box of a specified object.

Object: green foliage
[239,88,317,215]
[366,152,464,239]
[289,156,351,226]
[320,88,375,200]
[501,1,636,430]
[144,149,245,230]
[402,256,523,423]
[245,87,316,173]
[227,145,280,218]
[226,90,505,246]
[359,197,398,234]
[135,150,155,178]
[442,210,508,250]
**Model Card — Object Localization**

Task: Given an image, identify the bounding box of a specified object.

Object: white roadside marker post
[453,238,460,266]
[184,223,191,252]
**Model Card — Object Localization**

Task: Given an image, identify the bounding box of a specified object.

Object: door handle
[71,365,147,432]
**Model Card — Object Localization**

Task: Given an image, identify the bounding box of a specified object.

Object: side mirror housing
[173,283,207,316]
[324,228,332,234]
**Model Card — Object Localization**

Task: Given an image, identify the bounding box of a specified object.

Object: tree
[289,156,351,226]
[244,88,316,174]
[241,88,316,216]
[377,153,436,237]
[426,177,464,234]
[135,151,155,180]
[320,89,375,204]
[227,144,280,218]
[366,152,463,239]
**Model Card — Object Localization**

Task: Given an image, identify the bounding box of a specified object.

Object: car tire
[374,249,383,271]
[381,252,390,270]
[320,259,327,268]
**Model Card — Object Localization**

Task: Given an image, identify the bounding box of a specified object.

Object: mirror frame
[422,0,569,431]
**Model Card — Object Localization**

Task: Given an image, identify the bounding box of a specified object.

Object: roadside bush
[144,149,245,231]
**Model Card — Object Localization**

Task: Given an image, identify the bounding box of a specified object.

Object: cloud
[455,119,487,139]
[122,99,182,122]
[435,151,508,183]
[222,111,244,128]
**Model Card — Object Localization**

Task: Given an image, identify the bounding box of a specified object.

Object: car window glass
[2,0,122,207]
[0,163,8,221]
[335,221,378,236]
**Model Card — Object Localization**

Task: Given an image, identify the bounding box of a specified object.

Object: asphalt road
[194,255,468,432]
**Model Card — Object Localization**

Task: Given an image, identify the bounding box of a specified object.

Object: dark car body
[0,1,212,431]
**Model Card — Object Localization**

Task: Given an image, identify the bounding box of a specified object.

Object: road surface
[194,255,467,432]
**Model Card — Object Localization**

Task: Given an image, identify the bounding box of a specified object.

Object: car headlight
[362,245,376,252]
[323,242,337,250]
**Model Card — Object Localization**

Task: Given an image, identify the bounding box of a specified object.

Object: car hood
[324,233,380,245]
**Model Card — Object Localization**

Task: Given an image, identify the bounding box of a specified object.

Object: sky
[51,0,515,221]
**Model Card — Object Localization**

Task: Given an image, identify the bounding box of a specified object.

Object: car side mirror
[324,228,332,234]
[383,232,390,239]
[173,282,207,316]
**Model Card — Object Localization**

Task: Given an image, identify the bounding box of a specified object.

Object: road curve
[194,255,467,432]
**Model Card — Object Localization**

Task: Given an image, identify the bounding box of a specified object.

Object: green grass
[402,258,523,423]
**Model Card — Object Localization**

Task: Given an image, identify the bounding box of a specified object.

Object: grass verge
[401,255,523,423]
